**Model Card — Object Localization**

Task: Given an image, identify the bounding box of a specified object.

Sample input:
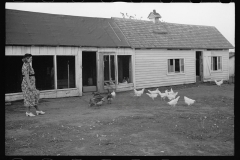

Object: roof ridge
[112,17,216,28]
[6,9,111,20]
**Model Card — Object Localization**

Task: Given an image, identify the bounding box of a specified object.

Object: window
[211,56,222,71]
[33,56,54,90]
[5,56,55,94]
[118,55,132,83]
[5,56,24,93]
[104,55,115,85]
[57,56,76,89]
[103,54,133,86]
[168,58,184,73]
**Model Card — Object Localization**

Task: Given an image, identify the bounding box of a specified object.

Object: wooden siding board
[12,46,22,55]
[30,46,40,55]
[5,46,13,55]
[39,47,48,55]
[47,47,56,55]
[21,46,31,55]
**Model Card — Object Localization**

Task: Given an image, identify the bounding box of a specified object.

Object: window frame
[211,56,222,72]
[103,53,117,85]
[56,55,77,90]
[117,55,133,84]
[167,58,185,75]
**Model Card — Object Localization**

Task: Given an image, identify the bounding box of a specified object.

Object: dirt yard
[5,82,234,156]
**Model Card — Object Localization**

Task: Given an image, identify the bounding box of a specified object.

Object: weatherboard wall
[229,56,234,76]
[134,49,196,89]
[210,50,230,81]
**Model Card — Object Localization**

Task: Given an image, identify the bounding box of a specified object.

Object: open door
[196,51,203,82]
[203,51,212,82]
[97,53,104,93]
[82,51,97,92]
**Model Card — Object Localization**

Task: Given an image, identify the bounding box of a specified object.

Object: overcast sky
[5,2,235,51]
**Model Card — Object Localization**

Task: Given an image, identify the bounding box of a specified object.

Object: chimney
[148,9,161,23]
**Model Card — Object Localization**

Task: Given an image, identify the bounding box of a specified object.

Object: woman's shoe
[26,112,35,117]
[36,111,45,115]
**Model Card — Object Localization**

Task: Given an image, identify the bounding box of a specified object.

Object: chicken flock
[89,87,195,107]
[89,79,225,107]
[145,88,195,107]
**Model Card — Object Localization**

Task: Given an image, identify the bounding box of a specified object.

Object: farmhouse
[5,9,234,101]
[113,10,234,89]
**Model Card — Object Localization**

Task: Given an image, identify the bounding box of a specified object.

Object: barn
[113,10,234,89]
[5,9,134,101]
[5,9,234,102]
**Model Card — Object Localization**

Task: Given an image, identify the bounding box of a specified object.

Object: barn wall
[134,49,196,89]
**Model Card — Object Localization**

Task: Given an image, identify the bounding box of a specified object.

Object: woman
[22,53,45,117]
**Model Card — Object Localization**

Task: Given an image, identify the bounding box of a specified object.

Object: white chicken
[148,88,159,94]
[184,96,195,106]
[146,93,158,100]
[214,79,223,87]
[167,92,178,101]
[111,90,116,98]
[168,96,180,107]
[134,88,145,97]
[168,88,174,94]
[165,88,173,94]
[158,90,168,101]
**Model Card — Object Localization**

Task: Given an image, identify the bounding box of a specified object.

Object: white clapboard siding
[30,46,40,55]
[229,57,234,76]
[5,46,13,55]
[135,50,195,89]
[12,46,22,55]
[209,51,229,81]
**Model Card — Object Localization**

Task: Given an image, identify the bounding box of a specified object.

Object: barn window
[211,56,222,71]
[104,55,116,85]
[117,55,132,84]
[5,56,25,94]
[5,56,54,94]
[57,56,76,89]
[168,58,184,73]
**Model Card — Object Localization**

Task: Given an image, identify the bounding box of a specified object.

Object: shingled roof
[6,9,130,48]
[113,17,234,49]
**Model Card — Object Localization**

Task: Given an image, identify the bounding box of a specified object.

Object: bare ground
[5,82,234,156]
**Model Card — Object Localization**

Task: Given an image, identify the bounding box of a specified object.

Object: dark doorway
[82,51,97,92]
[118,55,132,83]
[196,51,202,81]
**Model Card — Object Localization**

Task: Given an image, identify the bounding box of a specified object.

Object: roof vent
[148,10,161,23]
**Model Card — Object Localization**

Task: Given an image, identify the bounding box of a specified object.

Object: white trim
[211,70,223,73]
[167,73,186,76]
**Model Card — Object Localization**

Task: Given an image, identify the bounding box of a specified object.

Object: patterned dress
[21,62,40,107]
